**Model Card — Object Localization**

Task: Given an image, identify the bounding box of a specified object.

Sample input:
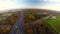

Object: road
[9,11,52,34]
[9,11,24,34]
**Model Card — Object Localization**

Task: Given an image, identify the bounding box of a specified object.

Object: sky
[0,0,60,11]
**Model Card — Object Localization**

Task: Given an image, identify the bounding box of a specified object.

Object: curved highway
[9,11,52,34]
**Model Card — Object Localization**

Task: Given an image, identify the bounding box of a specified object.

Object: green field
[43,16,60,34]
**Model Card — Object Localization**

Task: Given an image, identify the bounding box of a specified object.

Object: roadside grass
[43,16,60,34]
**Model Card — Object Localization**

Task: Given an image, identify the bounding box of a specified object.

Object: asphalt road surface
[9,11,24,34]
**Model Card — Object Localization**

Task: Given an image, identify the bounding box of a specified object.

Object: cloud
[0,0,60,11]
[40,3,60,11]
[0,0,20,11]
[46,0,60,2]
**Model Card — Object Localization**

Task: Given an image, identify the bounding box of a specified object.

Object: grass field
[43,16,60,34]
